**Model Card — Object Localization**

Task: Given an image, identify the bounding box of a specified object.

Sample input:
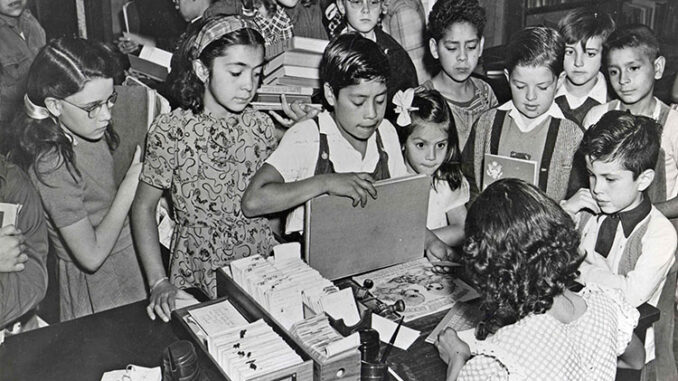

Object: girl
[394,87,468,247]
[435,179,645,380]
[131,15,278,322]
[10,38,146,321]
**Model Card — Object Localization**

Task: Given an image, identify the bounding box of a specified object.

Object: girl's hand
[0,225,28,272]
[322,173,377,207]
[146,278,193,322]
[269,94,321,129]
[120,146,142,196]
[435,328,471,365]
[425,230,454,271]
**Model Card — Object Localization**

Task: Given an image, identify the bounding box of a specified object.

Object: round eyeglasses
[61,91,118,119]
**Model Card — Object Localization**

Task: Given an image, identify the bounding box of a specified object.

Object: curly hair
[428,0,486,41]
[397,88,463,191]
[462,179,584,340]
[7,37,119,184]
[167,16,265,114]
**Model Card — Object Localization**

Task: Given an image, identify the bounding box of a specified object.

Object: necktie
[594,214,620,258]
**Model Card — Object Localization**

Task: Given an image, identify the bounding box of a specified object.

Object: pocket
[0,53,30,87]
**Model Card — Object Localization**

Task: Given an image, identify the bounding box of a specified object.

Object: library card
[188,300,248,337]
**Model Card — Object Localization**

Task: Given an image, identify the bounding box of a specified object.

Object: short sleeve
[32,156,87,228]
[264,119,320,182]
[141,112,179,189]
[458,355,509,381]
[377,120,409,178]
[445,177,470,212]
[582,284,640,355]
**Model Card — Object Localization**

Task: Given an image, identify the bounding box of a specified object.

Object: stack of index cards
[206,319,303,381]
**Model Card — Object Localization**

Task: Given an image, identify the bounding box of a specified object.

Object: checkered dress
[253,7,293,46]
[459,285,639,381]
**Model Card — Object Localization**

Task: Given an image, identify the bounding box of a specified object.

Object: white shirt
[555,71,608,110]
[265,111,408,233]
[577,206,677,362]
[426,178,469,230]
[497,100,566,133]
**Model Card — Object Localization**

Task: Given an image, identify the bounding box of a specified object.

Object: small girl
[394,88,468,247]
[132,15,278,322]
[435,179,645,380]
[10,38,146,321]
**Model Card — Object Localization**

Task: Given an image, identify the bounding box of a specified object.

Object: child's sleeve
[585,284,640,356]
[264,121,319,182]
[378,120,408,177]
[140,113,179,190]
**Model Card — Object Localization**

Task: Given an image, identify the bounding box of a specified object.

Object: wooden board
[304,174,429,280]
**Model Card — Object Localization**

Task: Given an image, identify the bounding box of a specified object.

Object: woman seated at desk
[435,179,645,380]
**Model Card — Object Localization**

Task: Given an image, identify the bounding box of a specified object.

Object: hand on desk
[146,279,193,323]
[435,328,471,381]
[0,225,28,272]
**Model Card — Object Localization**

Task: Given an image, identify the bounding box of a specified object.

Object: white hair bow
[392,88,418,127]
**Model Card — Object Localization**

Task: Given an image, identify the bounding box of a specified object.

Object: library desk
[0,294,658,381]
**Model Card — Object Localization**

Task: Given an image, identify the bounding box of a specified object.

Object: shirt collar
[497,100,565,132]
[556,71,607,105]
[0,11,22,28]
[603,196,652,238]
[612,97,661,120]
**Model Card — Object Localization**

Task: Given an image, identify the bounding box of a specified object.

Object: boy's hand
[425,231,454,272]
[323,173,377,207]
[561,188,600,216]
[0,225,28,272]
[269,94,321,129]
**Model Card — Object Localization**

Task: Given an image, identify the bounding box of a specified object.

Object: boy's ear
[653,56,666,80]
[336,0,345,16]
[192,59,209,83]
[478,36,485,57]
[323,83,336,107]
[44,97,62,117]
[429,38,439,60]
[503,69,510,82]
[636,168,655,192]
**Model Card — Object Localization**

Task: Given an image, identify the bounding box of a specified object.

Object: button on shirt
[265,111,408,233]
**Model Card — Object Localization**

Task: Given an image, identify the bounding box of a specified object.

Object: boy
[562,111,677,381]
[0,0,45,127]
[462,26,582,202]
[335,0,417,103]
[242,34,452,261]
[582,25,678,220]
[424,0,498,149]
[555,8,615,126]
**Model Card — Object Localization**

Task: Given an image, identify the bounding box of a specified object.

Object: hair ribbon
[193,15,260,58]
[24,94,50,120]
[392,88,418,127]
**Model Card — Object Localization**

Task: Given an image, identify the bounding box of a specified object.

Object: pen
[379,316,404,364]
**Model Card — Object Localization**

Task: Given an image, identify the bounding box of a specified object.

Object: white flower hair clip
[392,88,419,127]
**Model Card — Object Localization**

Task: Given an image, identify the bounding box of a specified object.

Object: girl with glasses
[7,37,146,321]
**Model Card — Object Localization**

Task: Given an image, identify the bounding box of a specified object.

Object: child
[555,8,615,126]
[9,38,146,321]
[562,111,677,380]
[0,0,45,127]
[425,0,498,149]
[242,34,453,262]
[132,16,278,322]
[395,87,468,246]
[436,178,645,380]
[582,25,678,220]
[462,26,583,203]
[335,0,418,102]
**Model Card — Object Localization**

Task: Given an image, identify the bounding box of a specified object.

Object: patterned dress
[141,107,278,298]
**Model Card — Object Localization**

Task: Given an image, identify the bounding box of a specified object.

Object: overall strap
[489,110,507,155]
[370,130,391,180]
[313,116,336,175]
[538,117,560,192]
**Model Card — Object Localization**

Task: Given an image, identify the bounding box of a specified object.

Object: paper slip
[188,300,248,337]
[325,332,360,357]
[371,314,420,350]
[273,242,302,263]
[320,287,360,326]
[0,203,21,227]
[174,293,200,310]
[101,365,160,381]
[138,46,172,70]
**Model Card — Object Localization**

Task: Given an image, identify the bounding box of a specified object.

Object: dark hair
[319,33,390,96]
[462,179,584,340]
[167,16,265,114]
[580,110,660,179]
[505,26,564,76]
[558,8,615,49]
[604,23,660,63]
[428,0,486,41]
[9,37,119,184]
[397,88,463,190]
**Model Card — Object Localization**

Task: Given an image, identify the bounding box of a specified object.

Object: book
[266,36,329,60]
[0,203,21,228]
[268,76,321,89]
[257,85,315,96]
[265,65,320,83]
[128,46,172,82]
[482,153,538,190]
[264,50,323,76]
[251,101,321,111]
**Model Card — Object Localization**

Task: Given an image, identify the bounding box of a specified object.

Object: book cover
[264,51,323,76]
[482,153,538,189]
[257,85,315,96]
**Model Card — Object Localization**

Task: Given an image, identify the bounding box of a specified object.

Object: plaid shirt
[253,7,294,46]
[382,0,427,80]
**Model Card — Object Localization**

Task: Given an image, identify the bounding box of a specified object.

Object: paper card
[174,293,200,310]
[100,365,161,381]
[320,287,360,326]
[138,46,173,70]
[371,314,420,350]
[273,242,302,263]
[325,331,360,357]
[188,300,248,337]
[0,203,21,228]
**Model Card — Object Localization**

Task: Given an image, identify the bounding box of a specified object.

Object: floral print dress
[141,107,278,298]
